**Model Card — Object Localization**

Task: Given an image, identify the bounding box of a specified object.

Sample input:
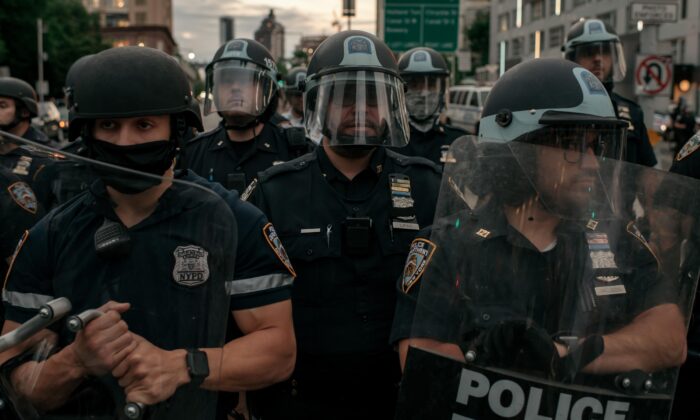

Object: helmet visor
[404,75,446,121]
[569,41,626,83]
[304,70,410,147]
[518,124,627,162]
[204,60,277,117]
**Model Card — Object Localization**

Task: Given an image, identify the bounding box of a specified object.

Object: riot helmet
[64,54,94,110]
[203,38,279,128]
[563,18,626,85]
[477,58,627,216]
[284,67,307,96]
[69,46,202,142]
[303,30,410,147]
[0,77,39,119]
[398,47,449,122]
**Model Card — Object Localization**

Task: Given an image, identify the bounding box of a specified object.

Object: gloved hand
[468,318,559,375]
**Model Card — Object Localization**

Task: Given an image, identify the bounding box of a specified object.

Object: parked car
[444,85,491,134]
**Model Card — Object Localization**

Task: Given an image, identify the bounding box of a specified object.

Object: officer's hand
[471,318,558,374]
[70,301,134,376]
[112,334,190,405]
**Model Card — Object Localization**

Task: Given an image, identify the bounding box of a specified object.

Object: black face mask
[86,137,178,194]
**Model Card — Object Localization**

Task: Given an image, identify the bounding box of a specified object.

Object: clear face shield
[304,70,410,147]
[569,41,627,83]
[395,134,700,419]
[204,60,277,119]
[403,74,446,121]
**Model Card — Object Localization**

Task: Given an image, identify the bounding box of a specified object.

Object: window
[549,0,561,16]
[596,11,616,30]
[529,32,536,53]
[135,12,147,25]
[469,92,479,107]
[512,37,523,57]
[499,13,509,32]
[531,0,544,21]
[549,26,564,48]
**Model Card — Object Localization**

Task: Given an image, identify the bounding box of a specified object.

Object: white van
[444,85,491,134]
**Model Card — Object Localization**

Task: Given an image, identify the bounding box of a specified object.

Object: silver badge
[172,245,210,287]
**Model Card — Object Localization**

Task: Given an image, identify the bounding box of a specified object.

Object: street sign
[635,54,673,96]
[35,80,49,96]
[384,0,459,53]
[343,0,356,17]
[631,3,678,24]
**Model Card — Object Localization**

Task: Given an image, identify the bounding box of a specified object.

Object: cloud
[173,0,376,63]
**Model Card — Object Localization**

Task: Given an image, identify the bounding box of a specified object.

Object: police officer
[248,31,441,419]
[280,67,307,128]
[181,38,312,194]
[0,77,55,206]
[391,47,467,166]
[0,46,295,419]
[391,59,686,393]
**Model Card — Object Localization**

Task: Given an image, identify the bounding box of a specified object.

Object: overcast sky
[173,0,377,63]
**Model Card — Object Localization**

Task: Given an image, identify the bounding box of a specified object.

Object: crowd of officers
[0,16,697,420]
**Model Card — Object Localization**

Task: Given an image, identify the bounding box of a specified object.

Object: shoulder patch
[172,245,210,287]
[677,135,700,161]
[262,223,297,277]
[402,238,437,293]
[7,182,38,214]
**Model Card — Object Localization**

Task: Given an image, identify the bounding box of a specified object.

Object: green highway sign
[384,0,459,53]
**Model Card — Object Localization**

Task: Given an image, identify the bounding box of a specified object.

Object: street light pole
[37,18,44,105]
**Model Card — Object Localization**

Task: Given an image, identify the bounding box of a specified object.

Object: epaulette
[386,149,441,173]
[258,152,316,182]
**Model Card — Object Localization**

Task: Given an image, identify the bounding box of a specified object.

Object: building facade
[489,0,699,121]
[254,10,285,62]
[82,0,176,54]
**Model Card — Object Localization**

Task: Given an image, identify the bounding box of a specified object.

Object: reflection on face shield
[205,61,277,121]
[526,126,625,163]
[571,41,626,83]
[403,75,444,121]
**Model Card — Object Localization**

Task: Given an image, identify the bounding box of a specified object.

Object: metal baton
[65,309,104,332]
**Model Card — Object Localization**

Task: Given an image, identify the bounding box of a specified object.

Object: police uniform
[250,146,441,419]
[610,92,656,167]
[390,123,466,167]
[391,206,672,387]
[2,171,294,418]
[31,139,93,210]
[181,122,311,194]
[665,138,700,419]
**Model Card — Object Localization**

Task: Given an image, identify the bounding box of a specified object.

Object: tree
[0,0,108,98]
[466,10,490,68]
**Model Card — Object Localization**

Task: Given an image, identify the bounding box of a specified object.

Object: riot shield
[0,131,235,420]
[396,135,700,420]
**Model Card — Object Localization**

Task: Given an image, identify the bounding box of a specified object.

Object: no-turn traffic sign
[635,54,672,96]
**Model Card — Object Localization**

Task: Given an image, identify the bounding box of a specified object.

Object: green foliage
[466,9,490,67]
[0,0,109,97]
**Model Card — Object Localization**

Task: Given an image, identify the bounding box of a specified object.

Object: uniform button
[481,313,490,322]
[291,389,298,396]
[235,166,242,171]
[291,379,298,386]
[306,249,313,256]
[353,207,360,212]
[362,315,368,322]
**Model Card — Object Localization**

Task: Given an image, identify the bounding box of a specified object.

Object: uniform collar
[209,121,280,154]
[316,145,386,182]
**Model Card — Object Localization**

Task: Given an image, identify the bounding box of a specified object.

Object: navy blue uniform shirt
[390,123,466,167]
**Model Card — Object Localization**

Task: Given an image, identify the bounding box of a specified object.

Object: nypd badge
[7,182,38,214]
[402,238,437,293]
[263,223,296,277]
[348,37,372,55]
[172,245,210,287]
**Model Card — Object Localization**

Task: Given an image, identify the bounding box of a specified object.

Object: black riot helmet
[563,18,626,85]
[0,77,39,118]
[64,54,94,109]
[284,67,307,96]
[398,47,449,122]
[476,58,627,210]
[303,30,410,147]
[68,46,202,141]
[203,38,279,128]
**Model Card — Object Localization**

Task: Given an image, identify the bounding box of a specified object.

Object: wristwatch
[186,349,210,386]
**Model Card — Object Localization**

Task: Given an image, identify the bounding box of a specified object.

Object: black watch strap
[186,349,210,386]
